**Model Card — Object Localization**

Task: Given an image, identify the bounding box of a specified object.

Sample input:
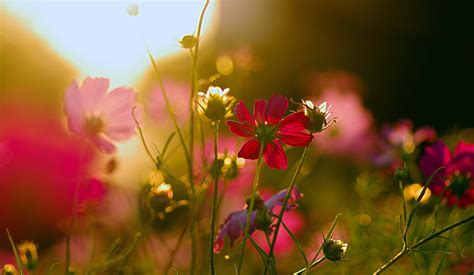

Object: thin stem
[65,144,86,274]
[164,222,189,275]
[294,257,326,275]
[268,146,310,265]
[132,106,158,166]
[209,122,219,275]
[236,142,265,275]
[374,215,474,274]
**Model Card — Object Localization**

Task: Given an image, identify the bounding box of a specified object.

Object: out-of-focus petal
[80,77,109,113]
[214,209,257,253]
[265,95,288,125]
[226,121,255,137]
[100,87,135,121]
[414,127,437,145]
[264,140,287,169]
[234,100,256,127]
[238,138,261,159]
[453,141,474,159]
[90,134,116,154]
[253,99,267,125]
[264,187,302,212]
[419,140,450,193]
[64,80,85,136]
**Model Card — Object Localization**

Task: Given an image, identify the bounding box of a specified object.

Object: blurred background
[1,0,473,274]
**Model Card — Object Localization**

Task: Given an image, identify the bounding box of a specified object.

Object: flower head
[226,95,313,169]
[322,238,348,262]
[64,77,139,153]
[419,140,474,207]
[214,188,302,253]
[1,264,18,275]
[179,34,198,49]
[197,86,236,122]
[17,241,38,270]
[300,99,333,133]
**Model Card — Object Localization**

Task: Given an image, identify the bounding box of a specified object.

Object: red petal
[235,100,256,127]
[226,121,254,137]
[253,99,267,125]
[453,141,474,159]
[278,130,313,146]
[279,112,309,132]
[264,141,288,169]
[238,138,261,159]
[265,95,288,125]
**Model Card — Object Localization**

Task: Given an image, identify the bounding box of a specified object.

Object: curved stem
[209,123,219,275]
[294,256,326,275]
[374,214,474,274]
[268,146,310,265]
[236,142,265,275]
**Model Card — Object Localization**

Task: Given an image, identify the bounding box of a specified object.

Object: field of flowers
[1,1,473,274]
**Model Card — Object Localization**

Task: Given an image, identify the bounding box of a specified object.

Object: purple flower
[419,140,474,207]
[214,188,302,253]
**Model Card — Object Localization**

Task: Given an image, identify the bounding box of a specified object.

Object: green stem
[237,142,265,275]
[294,256,326,275]
[209,123,219,275]
[268,146,310,265]
[374,214,474,274]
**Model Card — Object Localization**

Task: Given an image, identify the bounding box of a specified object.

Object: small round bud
[179,35,198,49]
[301,99,332,133]
[394,164,408,181]
[1,264,18,275]
[197,86,236,122]
[322,239,348,262]
[18,241,38,271]
[126,4,139,16]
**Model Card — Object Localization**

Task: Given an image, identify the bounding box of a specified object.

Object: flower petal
[90,134,116,154]
[453,141,474,159]
[264,140,288,169]
[238,138,261,159]
[253,99,267,125]
[226,121,255,137]
[265,95,288,125]
[235,100,256,127]
[264,187,302,212]
[214,209,257,253]
[278,112,313,146]
[418,140,450,192]
[80,77,109,113]
[279,112,309,132]
[64,80,85,136]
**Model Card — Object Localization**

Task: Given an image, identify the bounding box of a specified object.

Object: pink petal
[278,130,313,147]
[80,77,109,113]
[453,141,474,159]
[100,87,136,120]
[226,121,255,137]
[64,80,85,136]
[238,138,261,159]
[253,99,267,125]
[265,95,288,125]
[235,100,256,127]
[264,141,288,169]
[104,106,141,141]
[90,134,116,154]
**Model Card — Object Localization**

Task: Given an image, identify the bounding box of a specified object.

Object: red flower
[226,95,313,169]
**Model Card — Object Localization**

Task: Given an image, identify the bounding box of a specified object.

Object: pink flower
[146,79,190,126]
[0,106,103,249]
[310,89,377,161]
[419,140,474,207]
[64,77,139,153]
[226,95,313,169]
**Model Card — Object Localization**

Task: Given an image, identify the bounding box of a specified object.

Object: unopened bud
[1,264,18,275]
[179,35,198,49]
[322,239,347,262]
[301,100,332,133]
[197,86,236,122]
[18,241,38,271]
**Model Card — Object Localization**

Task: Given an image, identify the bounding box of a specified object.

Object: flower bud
[394,164,408,181]
[322,239,348,262]
[1,264,18,275]
[179,35,198,49]
[301,99,332,133]
[197,86,236,122]
[18,241,38,271]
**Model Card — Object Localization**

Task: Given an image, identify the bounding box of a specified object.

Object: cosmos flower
[214,188,302,253]
[226,95,313,169]
[196,86,236,122]
[419,140,474,207]
[64,77,139,153]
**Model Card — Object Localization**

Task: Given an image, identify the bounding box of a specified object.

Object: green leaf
[6,228,24,275]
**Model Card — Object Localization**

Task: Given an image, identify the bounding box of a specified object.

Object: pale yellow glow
[3,0,217,87]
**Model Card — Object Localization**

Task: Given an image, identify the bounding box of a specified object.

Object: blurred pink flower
[64,77,139,154]
[0,106,103,249]
[311,89,377,161]
[146,79,190,126]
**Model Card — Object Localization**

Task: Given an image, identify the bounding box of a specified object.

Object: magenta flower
[64,77,139,153]
[419,140,474,207]
[214,188,302,253]
[226,95,313,169]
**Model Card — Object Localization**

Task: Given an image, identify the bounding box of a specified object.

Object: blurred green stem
[237,142,265,275]
[209,122,219,275]
[294,256,325,275]
[267,146,310,269]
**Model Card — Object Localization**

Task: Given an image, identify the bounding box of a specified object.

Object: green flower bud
[179,35,198,49]
[322,239,348,262]
[197,86,236,122]
[301,99,332,133]
[1,264,18,275]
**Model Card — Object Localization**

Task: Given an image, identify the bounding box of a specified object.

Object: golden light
[3,1,217,87]
[403,183,431,204]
